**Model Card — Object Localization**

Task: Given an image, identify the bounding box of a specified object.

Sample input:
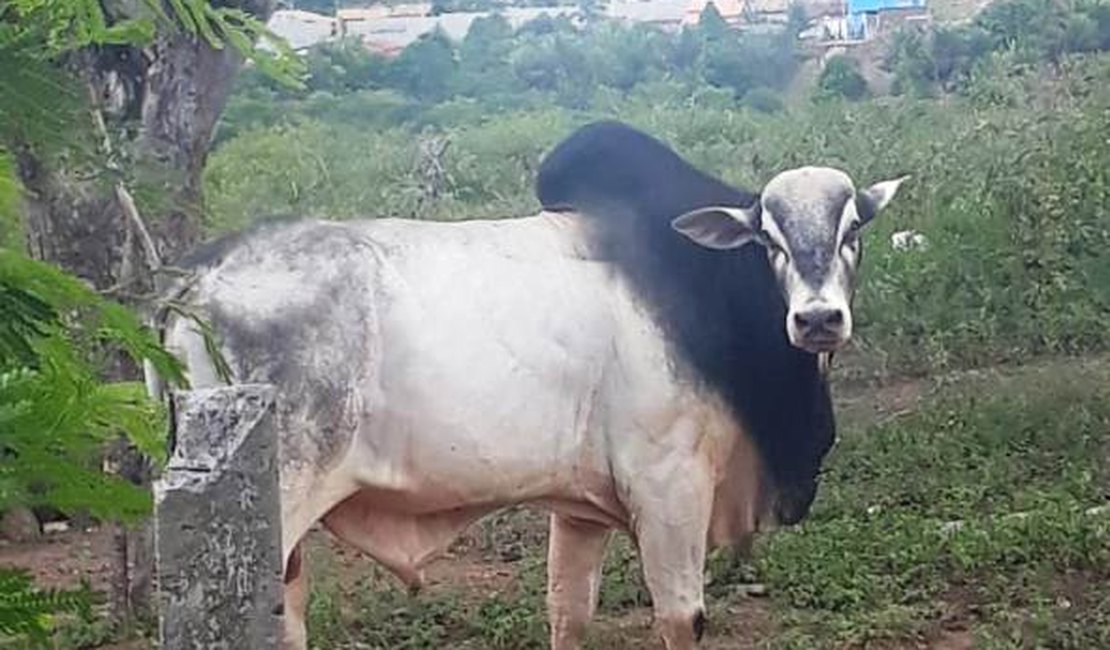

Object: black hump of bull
[536,120,835,523]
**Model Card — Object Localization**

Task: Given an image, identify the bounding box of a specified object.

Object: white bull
[158,122,905,649]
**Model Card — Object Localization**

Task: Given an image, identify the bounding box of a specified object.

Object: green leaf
[190,0,225,49]
[0,568,95,641]
[166,0,200,34]
[98,18,157,46]
[0,150,22,248]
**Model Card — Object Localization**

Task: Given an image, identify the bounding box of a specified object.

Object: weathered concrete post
[153,385,284,649]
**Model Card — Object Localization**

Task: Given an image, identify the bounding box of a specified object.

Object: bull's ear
[671,206,760,250]
[857,175,909,225]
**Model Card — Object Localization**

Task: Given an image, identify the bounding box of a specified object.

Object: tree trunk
[16,0,276,624]
[20,2,274,284]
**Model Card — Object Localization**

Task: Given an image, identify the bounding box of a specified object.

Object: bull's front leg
[547,513,612,649]
[629,455,714,650]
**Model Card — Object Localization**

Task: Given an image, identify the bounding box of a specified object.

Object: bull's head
[671,167,907,353]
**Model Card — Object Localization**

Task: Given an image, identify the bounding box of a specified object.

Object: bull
[156,121,905,649]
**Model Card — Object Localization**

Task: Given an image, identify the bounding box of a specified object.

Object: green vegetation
[816,55,869,100]
[0,569,96,646]
[761,359,1110,647]
[0,250,184,644]
[218,7,803,142]
[0,251,184,520]
[888,0,1110,96]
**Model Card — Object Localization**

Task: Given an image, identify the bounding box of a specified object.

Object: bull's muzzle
[790,307,849,353]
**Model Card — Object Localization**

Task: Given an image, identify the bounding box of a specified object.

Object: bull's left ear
[671,205,760,250]
[856,175,909,225]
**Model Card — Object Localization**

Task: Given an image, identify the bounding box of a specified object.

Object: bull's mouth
[794,335,847,355]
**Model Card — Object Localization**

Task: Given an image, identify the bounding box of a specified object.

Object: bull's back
[347,215,625,503]
[168,215,626,504]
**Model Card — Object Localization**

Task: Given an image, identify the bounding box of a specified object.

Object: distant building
[268,0,861,59]
[799,14,849,40]
[267,9,339,51]
[336,4,433,21]
[606,0,689,30]
[342,6,580,56]
[335,5,392,21]
[679,0,793,30]
[739,0,791,24]
[681,0,746,26]
[796,0,847,20]
[846,0,927,39]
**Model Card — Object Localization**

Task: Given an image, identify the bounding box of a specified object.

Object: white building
[267,9,339,51]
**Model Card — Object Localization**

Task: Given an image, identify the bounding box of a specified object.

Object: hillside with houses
[269,0,932,57]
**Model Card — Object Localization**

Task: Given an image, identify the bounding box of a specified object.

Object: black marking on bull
[536,121,835,524]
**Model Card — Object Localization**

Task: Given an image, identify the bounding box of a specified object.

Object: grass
[758,358,1110,648]
[304,356,1110,649]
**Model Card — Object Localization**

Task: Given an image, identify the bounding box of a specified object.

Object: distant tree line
[224,5,805,137]
[888,0,1110,95]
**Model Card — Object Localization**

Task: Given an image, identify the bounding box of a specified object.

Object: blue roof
[848,0,924,14]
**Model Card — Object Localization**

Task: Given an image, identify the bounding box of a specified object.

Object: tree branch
[86,81,163,279]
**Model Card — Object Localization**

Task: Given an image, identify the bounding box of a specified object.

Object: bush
[816,55,869,100]
[742,87,785,113]
[889,0,1110,95]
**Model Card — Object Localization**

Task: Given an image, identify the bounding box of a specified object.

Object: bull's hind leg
[547,514,611,650]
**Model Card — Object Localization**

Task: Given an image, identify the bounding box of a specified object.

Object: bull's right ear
[671,206,760,250]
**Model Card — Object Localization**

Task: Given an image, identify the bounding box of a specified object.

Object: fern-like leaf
[0,568,95,641]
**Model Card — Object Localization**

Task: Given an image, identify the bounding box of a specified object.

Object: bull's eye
[763,236,789,262]
[842,221,862,248]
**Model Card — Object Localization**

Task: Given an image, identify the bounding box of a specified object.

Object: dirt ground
[0,523,976,649]
[0,525,117,594]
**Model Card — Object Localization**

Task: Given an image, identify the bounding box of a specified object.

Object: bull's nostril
[796,309,844,331]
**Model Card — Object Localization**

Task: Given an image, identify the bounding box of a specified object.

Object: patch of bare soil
[303,523,527,597]
[0,525,115,593]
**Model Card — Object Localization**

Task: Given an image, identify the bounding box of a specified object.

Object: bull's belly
[342,402,627,525]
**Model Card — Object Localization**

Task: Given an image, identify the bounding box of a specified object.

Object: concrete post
[153,385,284,650]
